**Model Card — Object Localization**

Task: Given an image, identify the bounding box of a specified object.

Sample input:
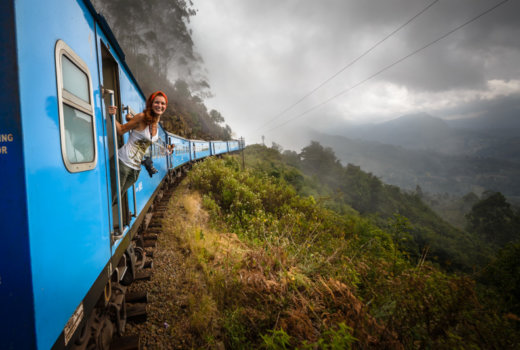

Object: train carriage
[1,0,242,348]
[191,140,211,161]
[228,140,241,152]
[167,132,192,169]
[3,1,120,349]
[210,140,229,156]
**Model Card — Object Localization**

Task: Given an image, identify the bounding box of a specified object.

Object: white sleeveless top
[118,126,158,170]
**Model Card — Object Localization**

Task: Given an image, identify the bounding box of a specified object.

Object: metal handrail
[122,104,138,218]
[106,89,124,237]
[131,184,137,218]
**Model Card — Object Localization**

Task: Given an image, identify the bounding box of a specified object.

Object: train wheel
[92,312,114,350]
[71,310,95,350]
[120,264,134,286]
[133,246,145,270]
[97,318,114,350]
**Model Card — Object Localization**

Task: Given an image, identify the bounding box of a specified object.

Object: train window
[55,40,97,172]
[62,57,90,103]
[63,105,94,163]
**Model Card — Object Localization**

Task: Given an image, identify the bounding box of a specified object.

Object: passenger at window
[108,91,169,202]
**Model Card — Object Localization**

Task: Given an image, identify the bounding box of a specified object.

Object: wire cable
[263,0,510,134]
[256,0,440,132]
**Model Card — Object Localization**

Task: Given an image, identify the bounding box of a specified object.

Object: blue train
[0,0,242,348]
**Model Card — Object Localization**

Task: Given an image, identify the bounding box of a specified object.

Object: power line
[263,0,510,134]
[256,0,440,132]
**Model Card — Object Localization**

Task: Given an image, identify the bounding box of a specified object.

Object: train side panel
[0,1,37,348]
[192,140,211,160]
[228,140,240,152]
[154,126,169,174]
[14,0,112,348]
[168,133,191,168]
[211,140,229,155]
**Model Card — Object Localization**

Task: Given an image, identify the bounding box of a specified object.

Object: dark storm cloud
[190,0,520,143]
[378,0,520,91]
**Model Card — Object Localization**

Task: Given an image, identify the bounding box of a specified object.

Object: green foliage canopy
[466,191,520,246]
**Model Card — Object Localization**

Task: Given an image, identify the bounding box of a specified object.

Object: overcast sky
[189,0,520,147]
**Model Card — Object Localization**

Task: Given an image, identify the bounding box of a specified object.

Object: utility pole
[240,137,245,170]
[261,135,265,146]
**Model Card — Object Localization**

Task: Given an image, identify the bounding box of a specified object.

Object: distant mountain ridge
[445,106,520,133]
[326,112,520,163]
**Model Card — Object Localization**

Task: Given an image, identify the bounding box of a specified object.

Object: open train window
[55,39,97,172]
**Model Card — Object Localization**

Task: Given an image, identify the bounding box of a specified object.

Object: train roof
[164,131,192,142]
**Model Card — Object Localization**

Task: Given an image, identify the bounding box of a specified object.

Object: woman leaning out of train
[108,91,171,202]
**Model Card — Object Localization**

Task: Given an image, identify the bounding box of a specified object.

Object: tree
[479,242,520,315]
[299,141,342,180]
[415,185,423,198]
[282,150,300,168]
[209,110,225,124]
[466,192,520,246]
[91,0,201,84]
[271,142,283,153]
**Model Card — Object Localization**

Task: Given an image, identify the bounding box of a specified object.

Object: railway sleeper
[143,234,158,241]
[126,291,148,304]
[126,303,147,324]
[145,228,162,235]
[135,270,152,281]
[143,240,156,249]
[110,335,141,350]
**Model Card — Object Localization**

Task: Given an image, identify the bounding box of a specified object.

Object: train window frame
[55,39,98,172]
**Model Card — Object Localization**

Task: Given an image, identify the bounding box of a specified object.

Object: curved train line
[0,0,242,349]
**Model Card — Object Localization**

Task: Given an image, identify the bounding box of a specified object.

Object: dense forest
[161,145,519,348]
[91,0,233,140]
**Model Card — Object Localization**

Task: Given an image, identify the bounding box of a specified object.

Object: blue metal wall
[14,0,112,348]
[192,140,211,160]
[228,140,240,152]
[211,141,229,155]
[169,134,191,167]
[0,1,37,348]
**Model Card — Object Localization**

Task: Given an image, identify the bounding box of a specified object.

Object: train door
[99,42,130,238]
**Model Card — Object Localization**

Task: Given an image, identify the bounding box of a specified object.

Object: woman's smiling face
[152,95,167,116]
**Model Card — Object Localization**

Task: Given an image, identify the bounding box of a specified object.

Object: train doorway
[100,42,130,238]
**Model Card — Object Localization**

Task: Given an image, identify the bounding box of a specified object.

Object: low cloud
[190,0,520,144]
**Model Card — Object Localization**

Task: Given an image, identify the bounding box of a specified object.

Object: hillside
[126,154,519,349]
[309,131,520,200]
[247,143,497,272]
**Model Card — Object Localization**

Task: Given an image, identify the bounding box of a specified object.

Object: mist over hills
[310,112,520,201]
[445,95,520,136]
[324,113,520,163]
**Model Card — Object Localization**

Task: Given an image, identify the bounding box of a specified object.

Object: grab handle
[105,88,124,237]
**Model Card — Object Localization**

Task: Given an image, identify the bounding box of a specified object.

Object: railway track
[109,169,187,350]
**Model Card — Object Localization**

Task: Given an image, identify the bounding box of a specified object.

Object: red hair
[143,91,168,125]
